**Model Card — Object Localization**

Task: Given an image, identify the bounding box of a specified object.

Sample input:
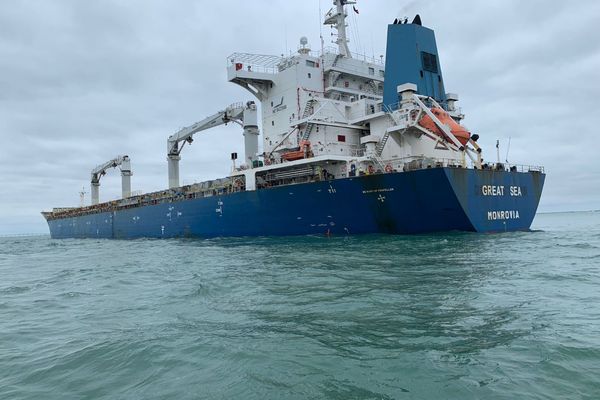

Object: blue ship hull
[46,168,545,239]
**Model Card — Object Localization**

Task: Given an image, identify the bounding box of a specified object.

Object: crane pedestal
[121,171,132,198]
[168,154,181,189]
[91,181,100,205]
[243,127,259,165]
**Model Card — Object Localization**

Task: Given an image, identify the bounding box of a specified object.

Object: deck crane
[90,155,132,205]
[167,101,259,189]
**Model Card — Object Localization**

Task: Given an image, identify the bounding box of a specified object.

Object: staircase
[329,71,343,89]
[383,104,403,125]
[300,99,318,141]
[370,154,386,171]
[332,54,343,68]
[375,131,391,156]
[301,123,315,141]
[301,99,316,119]
[375,105,408,156]
[368,80,380,96]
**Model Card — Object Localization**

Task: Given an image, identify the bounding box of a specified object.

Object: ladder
[370,154,386,171]
[300,99,318,141]
[375,131,390,156]
[376,104,408,156]
[301,123,315,141]
[332,54,343,68]
[368,80,380,95]
[301,99,316,119]
[383,103,403,125]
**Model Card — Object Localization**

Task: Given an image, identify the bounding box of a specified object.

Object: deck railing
[377,156,544,174]
[227,46,385,75]
[46,156,544,220]
[321,46,385,65]
[227,53,283,74]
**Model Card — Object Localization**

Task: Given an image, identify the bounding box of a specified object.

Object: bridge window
[306,60,316,67]
[421,52,439,73]
[368,67,375,75]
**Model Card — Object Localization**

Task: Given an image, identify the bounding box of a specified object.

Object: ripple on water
[0,286,31,295]
[0,212,599,399]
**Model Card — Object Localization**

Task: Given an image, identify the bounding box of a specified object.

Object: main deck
[45,166,545,239]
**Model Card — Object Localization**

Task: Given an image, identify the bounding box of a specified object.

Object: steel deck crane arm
[167,103,246,157]
[91,155,130,181]
[90,155,132,205]
[167,101,259,189]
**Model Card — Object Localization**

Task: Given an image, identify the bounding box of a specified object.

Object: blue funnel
[383,20,446,107]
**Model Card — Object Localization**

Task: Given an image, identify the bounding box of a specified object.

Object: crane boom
[90,155,132,205]
[167,101,259,188]
[168,103,244,155]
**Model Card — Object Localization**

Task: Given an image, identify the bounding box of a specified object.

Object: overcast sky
[1,0,599,235]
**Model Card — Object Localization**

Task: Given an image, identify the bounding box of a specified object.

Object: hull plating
[46,168,545,239]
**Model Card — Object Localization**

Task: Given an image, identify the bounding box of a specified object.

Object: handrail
[321,46,385,65]
[227,47,385,76]
[227,53,283,74]
[377,156,545,174]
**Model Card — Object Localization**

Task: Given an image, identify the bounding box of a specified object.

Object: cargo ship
[42,1,545,239]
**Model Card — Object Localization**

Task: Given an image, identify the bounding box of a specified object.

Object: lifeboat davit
[418,108,470,146]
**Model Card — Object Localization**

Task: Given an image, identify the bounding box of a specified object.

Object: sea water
[1,212,599,399]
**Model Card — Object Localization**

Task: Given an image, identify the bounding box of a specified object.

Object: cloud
[0,0,599,234]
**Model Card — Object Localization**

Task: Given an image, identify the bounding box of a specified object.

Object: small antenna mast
[319,0,326,92]
[496,140,500,164]
[505,137,512,163]
[285,25,288,56]
[79,186,87,207]
[319,0,323,41]
[371,33,375,61]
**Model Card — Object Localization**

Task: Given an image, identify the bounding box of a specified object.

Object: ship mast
[79,186,87,208]
[325,0,355,58]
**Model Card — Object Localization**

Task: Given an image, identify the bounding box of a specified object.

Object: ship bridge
[227,53,283,101]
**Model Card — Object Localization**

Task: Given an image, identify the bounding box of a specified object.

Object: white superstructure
[198,0,481,192]
[159,0,484,192]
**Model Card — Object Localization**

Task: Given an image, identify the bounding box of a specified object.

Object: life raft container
[418,108,470,146]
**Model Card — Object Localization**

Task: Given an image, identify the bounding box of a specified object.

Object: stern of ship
[444,167,545,233]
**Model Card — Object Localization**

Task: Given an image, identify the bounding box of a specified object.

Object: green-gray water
[1,212,599,399]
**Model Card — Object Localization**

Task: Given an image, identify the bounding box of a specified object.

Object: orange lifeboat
[418,108,470,146]
[281,140,312,161]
